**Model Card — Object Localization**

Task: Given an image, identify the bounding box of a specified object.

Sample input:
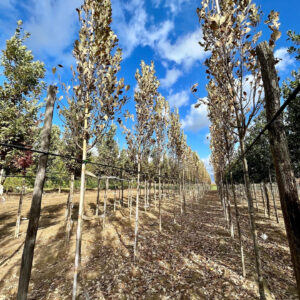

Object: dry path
[0,189,297,299]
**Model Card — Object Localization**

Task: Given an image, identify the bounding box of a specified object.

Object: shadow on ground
[0,190,297,299]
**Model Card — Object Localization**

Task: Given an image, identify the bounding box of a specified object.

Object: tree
[0,20,45,179]
[95,123,119,176]
[283,32,300,177]
[45,126,67,190]
[70,0,128,297]
[197,1,274,297]
[203,80,236,238]
[93,124,119,218]
[153,95,169,231]
[287,30,300,61]
[17,85,57,300]
[168,109,186,214]
[59,91,86,241]
[257,40,300,298]
[244,112,274,182]
[125,60,159,261]
[284,74,300,177]
[0,20,45,240]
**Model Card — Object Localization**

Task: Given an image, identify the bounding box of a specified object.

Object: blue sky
[0,0,299,181]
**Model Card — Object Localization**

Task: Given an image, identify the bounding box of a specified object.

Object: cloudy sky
[0,0,299,181]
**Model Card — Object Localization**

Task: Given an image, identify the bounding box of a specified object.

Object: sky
[0,0,299,181]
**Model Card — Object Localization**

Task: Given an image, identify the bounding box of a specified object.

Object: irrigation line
[5,175,62,180]
[0,143,201,183]
[0,143,132,173]
[225,83,300,178]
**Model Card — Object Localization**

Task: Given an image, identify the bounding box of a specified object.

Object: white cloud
[147,21,175,46]
[160,67,182,88]
[1,0,207,71]
[161,61,169,69]
[111,0,207,67]
[154,0,191,15]
[156,28,207,69]
[111,0,174,58]
[134,83,140,93]
[166,0,191,14]
[274,47,295,72]
[182,103,210,132]
[22,0,81,66]
[167,90,190,108]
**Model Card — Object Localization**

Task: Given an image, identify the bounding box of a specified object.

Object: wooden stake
[257,41,300,295]
[17,85,57,300]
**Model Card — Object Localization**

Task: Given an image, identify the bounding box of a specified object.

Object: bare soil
[0,189,297,299]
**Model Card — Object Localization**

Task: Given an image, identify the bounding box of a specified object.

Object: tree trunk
[66,172,75,242]
[134,162,140,262]
[114,182,117,212]
[179,176,183,214]
[144,179,147,211]
[173,180,176,224]
[0,168,5,201]
[252,182,258,211]
[17,85,56,300]
[260,183,267,217]
[121,172,124,207]
[225,179,234,238]
[95,178,100,216]
[257,41,300,295]
[269,172,279,223]
[129,180,132,219]
[182,169,186,213]
[72,95,89,300]
[154,182,157,210]
[240,139,266,300]
[103,178,108,228]
[230,173,246,277]
[15,177,26,238]
[147,181,150,207]
[219,174,228,225]
[263,181,271,219]
[0,168,4,185]
[127,180,130,208]
[159,168,162,232]
[118,183,121,206]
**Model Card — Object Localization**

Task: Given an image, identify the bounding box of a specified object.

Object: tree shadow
[0,189,297,299]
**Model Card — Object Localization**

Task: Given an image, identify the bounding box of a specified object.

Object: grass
[211,184,217,191]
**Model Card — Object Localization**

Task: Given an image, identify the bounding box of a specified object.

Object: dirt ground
[0,188,298,299]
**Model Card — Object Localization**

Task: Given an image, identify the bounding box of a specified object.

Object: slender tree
[70,0,128,297]
[168,109,186,215]
[125,60,159,261]
[197,1,276,297]
[153,95,169,230]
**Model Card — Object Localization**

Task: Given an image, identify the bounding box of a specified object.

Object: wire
[0,142,132,173]
[225,83,300,178]
[0,142,205,183]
